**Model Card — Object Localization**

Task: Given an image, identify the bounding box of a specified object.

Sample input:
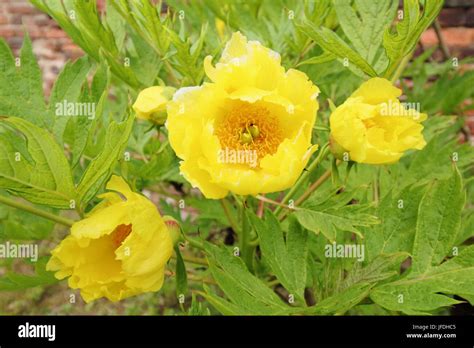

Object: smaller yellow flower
[329,77,427,164]
[47,176,173,303]
[133,86,176,124]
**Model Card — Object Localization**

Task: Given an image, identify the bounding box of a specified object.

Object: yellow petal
[351,77,401,105]
[133,86,175,121]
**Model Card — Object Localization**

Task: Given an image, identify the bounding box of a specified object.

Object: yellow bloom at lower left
[47,176,173,303]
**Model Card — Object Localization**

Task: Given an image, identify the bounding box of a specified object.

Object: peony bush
[0,0,473,316]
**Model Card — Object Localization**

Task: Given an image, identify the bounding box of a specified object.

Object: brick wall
[0,0,83,93]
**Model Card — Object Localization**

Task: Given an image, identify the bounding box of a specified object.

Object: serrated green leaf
[294,188,379,242]
[364,185,425,262]
[76,113,134,207]
[310,283,374,315]
[249,210,307,301]
[334,0,397,70]
[0,117,76,208]
[298,19,377,77]
[371,245,474,315]
[0,200,54,240]
[0,258,58,291]
[383,0,443,78]
[308,252,407,315]
[204,243,294,315]
[411,166,465,274]
[0,35,49,128]
[49,57,92,144]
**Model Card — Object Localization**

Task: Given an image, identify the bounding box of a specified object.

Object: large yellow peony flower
[47,176,173,303]
[329,77,427,164]
[166,32,320,199]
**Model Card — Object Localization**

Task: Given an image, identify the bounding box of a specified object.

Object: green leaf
[49,57,92,144]
[411,167,465,275]
[334,0,397,68]
[371,245,474,315]
[383,0,443,78]
[174,246,188,300]
[0,117,76,208]
[0,201,54,240]
[310,283,374,315]
[0,258,58,291]
[204,243,294,315]
[248,210,308,301]
[363,185,425,262]
[296,51,335,67]
[187,293,210,316]
[76,113,134,207]
[298,19,377,77]
[200,285,248,315]
[0,35,49,128]
[294,187,379,242]
[308,252,407,315]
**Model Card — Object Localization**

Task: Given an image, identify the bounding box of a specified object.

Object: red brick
[439,8,467,27]
[467,8,474,27]
[0,27,22,38]
[421,27,474,47]
[0,14,7,25]
[9,4,39,15]
[45,28,67,39]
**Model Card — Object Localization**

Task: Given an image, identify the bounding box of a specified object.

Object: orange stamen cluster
[215,103,283,166]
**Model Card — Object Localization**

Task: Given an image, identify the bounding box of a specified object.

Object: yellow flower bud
[47,176,173,303]
[133,86,176,125]
[329,78,427,164]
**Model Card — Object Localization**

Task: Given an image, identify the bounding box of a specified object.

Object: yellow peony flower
[133,86,176,124]
[166,32,320,198]
[329,77,427,164]
[47,176,173,303]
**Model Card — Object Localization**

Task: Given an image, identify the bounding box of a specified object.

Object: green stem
[0,195,75,227]
[184,236,205,250]
[171,253,207,266]
[389,52,413,83]
[239,197,253,271]
[274,143,330,216]
[220,198,239,233]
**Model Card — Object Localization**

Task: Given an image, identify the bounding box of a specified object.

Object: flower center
[215,103,283,166]
[111,224,132,248]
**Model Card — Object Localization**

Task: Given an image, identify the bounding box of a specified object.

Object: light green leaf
[411,167,465,275]
[383,0,443,78]
[308,252,407,315]
[294,188,379,242]
[310,283,374,315]
[334,0,397,67]
[0,35,49,128]
[371,245,474,315]
[298,19,377,77]
[0,258,58,291]
[296,51,335,67]
[0,200,54,240]
[249,210,307,301]
[76,113,134,207]
[204,243,294,315]
[364,185,425,262]
[0,117,76,208]
[187,293,211,316]
[49,57,92,144]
